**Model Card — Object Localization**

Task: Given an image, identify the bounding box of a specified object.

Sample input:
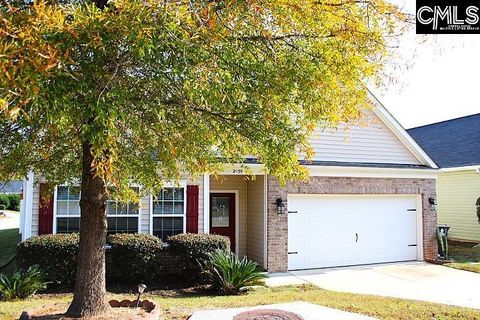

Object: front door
[210,193,236,252]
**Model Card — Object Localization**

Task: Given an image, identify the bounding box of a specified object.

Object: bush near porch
[169,233,230,283]
[16,233,230,289]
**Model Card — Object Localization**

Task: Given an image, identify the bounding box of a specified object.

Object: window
[55,186,140,234]
[56,186,81,233]
[106,194,139,234]
[152,187,185,242]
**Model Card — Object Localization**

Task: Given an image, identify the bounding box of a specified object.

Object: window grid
[152,187,186,242]
[55,186,140,234]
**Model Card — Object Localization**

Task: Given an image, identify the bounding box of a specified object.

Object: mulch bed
[19,300,161,320]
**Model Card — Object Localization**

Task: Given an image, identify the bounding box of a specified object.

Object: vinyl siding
[307,108,421,164]
[139,195,150,233]
[31,182,40,237]
[210,175,248,257]
[437,169,480,241]
[29,175,203,236]
[246,176,265,267]
[194,176,205,234]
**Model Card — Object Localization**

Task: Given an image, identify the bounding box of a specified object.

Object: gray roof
[407,114,480,168]
[0,180,23,193]
[243,158,433,170]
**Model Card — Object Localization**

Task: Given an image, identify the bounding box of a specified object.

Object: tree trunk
[66,142,110,317]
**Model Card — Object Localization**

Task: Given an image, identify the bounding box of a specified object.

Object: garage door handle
[288,252,298,255]
[355,233,358,243]
[288,211,298,214]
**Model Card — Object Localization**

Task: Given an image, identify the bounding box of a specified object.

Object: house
[19,93,439,272]
[408,114,480,243]
[0,180,23,194]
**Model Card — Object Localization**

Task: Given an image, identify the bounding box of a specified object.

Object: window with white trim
[56,186,81,233]
[152,187,185,242]
[55,186,140,234]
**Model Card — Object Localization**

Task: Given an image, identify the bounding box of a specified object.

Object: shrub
[169,233,230,282]
[207,250,265,295]
[107,233,163,285]
[0,265,48,300]
[0,195,10,211]
[0,194,20,211]
[17,233,79,287]
[7,194,20,211]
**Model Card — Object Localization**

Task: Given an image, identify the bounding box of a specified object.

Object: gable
[306,107,422,165]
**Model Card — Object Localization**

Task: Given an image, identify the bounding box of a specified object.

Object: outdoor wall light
[135,283,147,308]
[428,197,437,211]
[276,198,286,215]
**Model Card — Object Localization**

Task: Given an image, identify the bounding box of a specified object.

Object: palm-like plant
[0,265,48,300]
[208,250,266,295]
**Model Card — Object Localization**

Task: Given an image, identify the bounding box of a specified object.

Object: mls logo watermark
[416,1,480,34]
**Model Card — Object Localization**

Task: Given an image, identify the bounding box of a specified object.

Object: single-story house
[408,113,480,243]
[19,93,439,272]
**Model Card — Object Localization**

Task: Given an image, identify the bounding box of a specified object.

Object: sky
[370,0,480,129]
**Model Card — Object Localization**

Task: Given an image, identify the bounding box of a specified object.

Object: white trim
[22,172,34,240]
[203,174,210,234]
[221,164,264,175]
[53,185,141,234]
[368,91,438,169]
[416,194,424,261]
[440,165,480,172]
[210,189,240,256]
[149,182,187,238]
[52,186,58,234]
[287,194,424,268]
[263,175,268,269]
[307,165,438,179]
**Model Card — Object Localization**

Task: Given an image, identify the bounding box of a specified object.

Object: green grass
[445,240,480,274]
[1,285,480,320]
[0,228,19,274]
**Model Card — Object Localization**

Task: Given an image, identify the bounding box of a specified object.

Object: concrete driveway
[266,262,480,309]
[0,210,20,230]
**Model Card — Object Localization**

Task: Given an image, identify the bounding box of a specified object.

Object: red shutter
[186,185,199,234]
[38,183,54,235]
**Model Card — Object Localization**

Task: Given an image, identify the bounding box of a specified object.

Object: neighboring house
[408,114,480,243]
[0,180,23,194]
[19,94,439,272]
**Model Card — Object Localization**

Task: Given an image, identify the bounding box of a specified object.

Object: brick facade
[266,176,437,272]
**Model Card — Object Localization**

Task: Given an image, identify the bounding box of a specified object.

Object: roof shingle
[407,113,480,168]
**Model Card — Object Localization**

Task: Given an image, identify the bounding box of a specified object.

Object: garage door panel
[288,195,418,270]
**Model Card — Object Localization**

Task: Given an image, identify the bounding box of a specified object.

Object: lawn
[1,285,479,320]
[445,240,480,274]
[0,228,19,274]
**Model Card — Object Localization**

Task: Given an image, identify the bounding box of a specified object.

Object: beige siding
[308,108,420,164]
[437,170,480,242]
[192,176,204,234]
[139,195,150,233]
[246,176,265,267]
[31,182,40,237]
[210,175,248,257]
[29,175,203,236]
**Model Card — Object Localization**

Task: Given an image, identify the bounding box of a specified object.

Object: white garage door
[288,195,419,270]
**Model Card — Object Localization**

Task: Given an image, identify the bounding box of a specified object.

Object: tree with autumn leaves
[1,0,407,316]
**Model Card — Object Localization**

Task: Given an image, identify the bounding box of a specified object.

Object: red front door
[210,193,235,252]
